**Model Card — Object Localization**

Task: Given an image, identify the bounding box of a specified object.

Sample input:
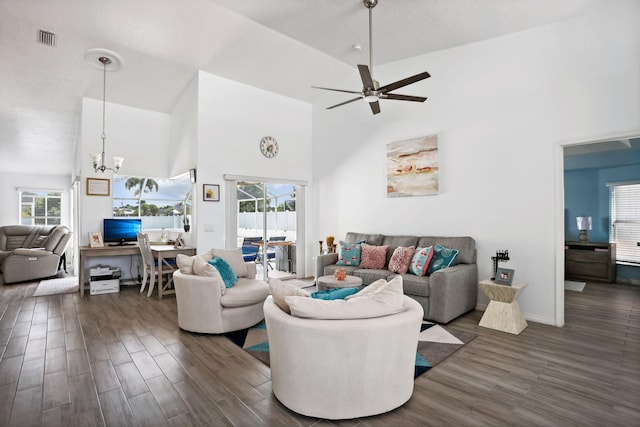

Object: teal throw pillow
[311,287,359,300]
[209,257,237,288]
[409,246,434,276]
[335,241,363,267]
[427,244,459,275]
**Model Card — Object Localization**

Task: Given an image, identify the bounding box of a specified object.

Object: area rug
[225,321,476,379]
[564,280,586,292]
[33,276,79,296]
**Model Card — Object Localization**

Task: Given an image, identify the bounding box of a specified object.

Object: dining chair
[137,232,174,297]
[242,237,261,262]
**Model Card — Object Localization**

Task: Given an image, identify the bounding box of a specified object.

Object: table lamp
[576,216,592,242]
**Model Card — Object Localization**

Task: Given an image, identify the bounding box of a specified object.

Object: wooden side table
[479,279,528,335]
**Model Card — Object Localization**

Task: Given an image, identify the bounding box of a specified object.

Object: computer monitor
[103,218,142,245]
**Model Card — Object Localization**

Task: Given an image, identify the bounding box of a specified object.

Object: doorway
[224,175,307,281]
[558,133,640,325]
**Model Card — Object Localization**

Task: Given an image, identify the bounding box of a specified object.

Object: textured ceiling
[0,0,612,176]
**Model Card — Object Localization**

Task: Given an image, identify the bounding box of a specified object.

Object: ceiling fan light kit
[312,0,430,115]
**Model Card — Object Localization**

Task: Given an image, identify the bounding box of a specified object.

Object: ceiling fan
[313,0,430,115]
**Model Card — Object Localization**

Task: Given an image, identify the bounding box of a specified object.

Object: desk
[79,245,139,297]
[478,279,528,335]
[150,245,196,299]
[79,244,196,298]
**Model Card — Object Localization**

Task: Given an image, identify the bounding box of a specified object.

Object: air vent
[37,29,56,47]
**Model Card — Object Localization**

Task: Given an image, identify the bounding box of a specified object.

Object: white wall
[169,75,198,178]
[79,97,172,246]
[196,71,313,272]
[311,1,640,325]
[77,98,172,280]
[0,172,72,227]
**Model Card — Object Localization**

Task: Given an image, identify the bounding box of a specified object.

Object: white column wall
[195,71,313,274]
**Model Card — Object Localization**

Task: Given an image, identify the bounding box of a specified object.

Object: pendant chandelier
[85,48,124,173]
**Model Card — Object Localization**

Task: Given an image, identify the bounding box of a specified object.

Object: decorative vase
[183,225,191,233]
[326,236,335,253]
[334,268,346,281]
[319,240,324,255]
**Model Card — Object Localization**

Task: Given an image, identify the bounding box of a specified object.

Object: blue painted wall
[564,149,640,282]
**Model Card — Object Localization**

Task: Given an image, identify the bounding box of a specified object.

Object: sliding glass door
[234,180,300,280]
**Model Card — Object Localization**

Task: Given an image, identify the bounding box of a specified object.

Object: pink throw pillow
[359,244,389,269]
[388,246,416,274]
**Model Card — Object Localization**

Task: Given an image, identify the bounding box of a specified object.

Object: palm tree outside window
[113,173,192,230]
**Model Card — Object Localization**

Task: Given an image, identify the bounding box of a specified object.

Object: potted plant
[182,215,191,233]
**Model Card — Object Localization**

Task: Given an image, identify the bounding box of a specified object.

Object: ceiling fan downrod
[364,0,377,81]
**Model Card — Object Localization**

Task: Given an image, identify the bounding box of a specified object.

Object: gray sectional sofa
[0,225,72,284]
[316,232,478,323]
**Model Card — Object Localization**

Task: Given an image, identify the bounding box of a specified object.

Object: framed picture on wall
[203,184,220,202]
[494,268,515,286]
[86,178,110,196]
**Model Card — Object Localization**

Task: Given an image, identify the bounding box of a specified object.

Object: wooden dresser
[565,242,616,283]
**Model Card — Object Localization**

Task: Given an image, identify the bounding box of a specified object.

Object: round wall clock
[260,136,279,158]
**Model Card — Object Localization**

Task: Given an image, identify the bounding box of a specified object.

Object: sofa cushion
[221,278,270,308]
[399,274,430,297]
[209,257,237,288]
[335,241,363,267]
[381,235,419,266]
[344,232,384,246]
[353,269,392,285]
[212,248,248,278]
[269,278,310,313]
[388,246,415,274]
[417,236,476,265]
[359,244,388,269]
[427,244,459,274]
[286,275,404,319]
[410,246,434,276]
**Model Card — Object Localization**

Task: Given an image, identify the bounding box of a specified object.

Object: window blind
[609,182,640,264]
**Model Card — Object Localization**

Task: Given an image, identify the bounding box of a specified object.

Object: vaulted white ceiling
[0,0,607,175]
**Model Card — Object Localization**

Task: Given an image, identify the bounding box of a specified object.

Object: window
[112,173,192,230]
[609,182,640,264]
[19,190,62,225]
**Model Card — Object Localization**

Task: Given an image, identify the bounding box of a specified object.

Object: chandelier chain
[101,59,107,140]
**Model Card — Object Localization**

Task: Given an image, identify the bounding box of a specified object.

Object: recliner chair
[0,225,72,284]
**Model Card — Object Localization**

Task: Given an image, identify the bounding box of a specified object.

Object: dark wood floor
[0,279,638,426]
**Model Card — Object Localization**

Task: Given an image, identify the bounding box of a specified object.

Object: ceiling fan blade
[312,86,363,95]
[326,96,363,110]
[377,71,431,93]
[369,101,381,115]
[357,64,375,89]
[382,94,427,103]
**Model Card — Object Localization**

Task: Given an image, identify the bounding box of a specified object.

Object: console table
[479,279,528,335]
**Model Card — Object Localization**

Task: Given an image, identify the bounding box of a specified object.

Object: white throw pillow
[344,278,387,300]
[176,251,214,275]
[212,248,248,278]
[193,256,217,276]
[286,276,404,320]
[268,278,311,314]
